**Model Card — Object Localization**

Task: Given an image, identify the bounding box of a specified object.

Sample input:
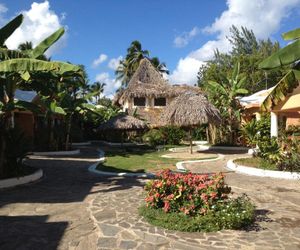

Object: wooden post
[189,128,193,154]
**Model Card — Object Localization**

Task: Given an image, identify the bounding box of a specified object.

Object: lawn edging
[88,149,155,178]
[32,149,80,156]
[176,154,225,171]
[198,145,249,151]
[0,168,43,189]
[227,159,300,180]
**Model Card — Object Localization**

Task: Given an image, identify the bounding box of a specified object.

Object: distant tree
[198,25,283,94]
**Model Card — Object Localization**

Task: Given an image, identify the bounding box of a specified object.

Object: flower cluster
[144,169,231,216]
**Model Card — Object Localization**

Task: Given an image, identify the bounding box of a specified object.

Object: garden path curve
[0,145,299,249]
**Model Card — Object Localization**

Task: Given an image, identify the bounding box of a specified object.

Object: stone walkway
[0,146,300,249]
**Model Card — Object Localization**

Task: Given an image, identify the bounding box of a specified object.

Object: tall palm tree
[91,81,105,103]
[116,40,169,85]
[151,57,169,75]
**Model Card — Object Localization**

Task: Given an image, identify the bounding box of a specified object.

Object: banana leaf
[30,28,65,59]
[0,14,23,46]
[258,39,300,69]
[282,27,300,41]
[0,58,82,77]
[261,70,300,111]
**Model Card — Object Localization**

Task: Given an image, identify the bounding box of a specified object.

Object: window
[154,97,166,106]
[134,97,146,106]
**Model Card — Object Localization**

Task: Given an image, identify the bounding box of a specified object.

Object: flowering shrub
[144,169,231,216]
[141,169,255,232]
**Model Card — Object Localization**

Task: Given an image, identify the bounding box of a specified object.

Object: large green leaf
[14,100,41,113]
[282,27,300,41]
[261,70,300,111]
[259,39,300,69]
[0,58,82,76]
[30,27,65,59]
[0,14,23,46]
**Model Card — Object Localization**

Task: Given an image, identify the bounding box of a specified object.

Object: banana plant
[259,27,300,111]
[208,62,248,144]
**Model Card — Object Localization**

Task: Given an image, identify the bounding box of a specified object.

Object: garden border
[0,168,43,189]
[32,149,80,156]
[226,159,300,180]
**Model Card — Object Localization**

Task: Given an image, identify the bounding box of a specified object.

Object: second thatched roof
[98,114,148,131]
[115,58,202,105]
[160,92,221,127]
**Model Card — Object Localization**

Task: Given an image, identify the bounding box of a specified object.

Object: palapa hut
[98,114,148,144]
[160,92,221,153]
[113,58,201,127]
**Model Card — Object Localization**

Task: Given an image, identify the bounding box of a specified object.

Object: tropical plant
[207,62,248,144]
[259,27,300,111]
[240,119,258,147]
[0,14,83,177]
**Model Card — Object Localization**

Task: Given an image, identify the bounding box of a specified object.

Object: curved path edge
[32,149,80,156]
[0,168,43,189]
[227,159,300,180]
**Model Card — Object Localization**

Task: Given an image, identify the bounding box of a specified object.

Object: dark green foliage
[192,125,207,140]
[2,126,32,178]
[160,126,185,145]
[139,195,255,232]
[142,129,164,146]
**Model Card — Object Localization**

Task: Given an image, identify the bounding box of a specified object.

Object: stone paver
[0,146,300,249]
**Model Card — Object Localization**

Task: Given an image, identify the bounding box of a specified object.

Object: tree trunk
[0,133,6,177]
[189,128,193,154]
[65,114,72,151]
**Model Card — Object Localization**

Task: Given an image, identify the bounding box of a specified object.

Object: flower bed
[139,169,255,232]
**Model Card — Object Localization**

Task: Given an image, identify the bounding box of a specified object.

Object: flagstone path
[0,145,299,250]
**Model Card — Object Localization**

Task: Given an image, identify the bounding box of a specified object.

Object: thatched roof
[98,114,148,131]
[160,92,221,127]
[116,58,201,105]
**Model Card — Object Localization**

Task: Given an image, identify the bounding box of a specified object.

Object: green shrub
[140,170,255,232]
[142,129,164,146]
[160,126,185,145]
[139,195,254,232]
[192,125,207,141]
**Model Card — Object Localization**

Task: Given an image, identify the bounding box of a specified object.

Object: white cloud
[173,27,200,48]
[0,3,7,24]
[108,56,122,70]
[5,1,66,56]
[168,57,204,85]
[92,53,108,67]
[170,0,300,85]
[95,72,121,98]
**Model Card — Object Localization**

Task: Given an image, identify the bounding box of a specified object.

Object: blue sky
[1,0,300,97]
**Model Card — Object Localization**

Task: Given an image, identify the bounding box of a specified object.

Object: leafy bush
[141,169,255,232]
[160,126,185,145]
[192,125,207,141]
[240,120,258,147]
[142,129,164,146]
[276,137,300,172]
[257,136,281,163]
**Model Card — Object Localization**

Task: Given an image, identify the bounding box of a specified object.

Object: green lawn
[234,157,277,170]
[97,146,217,173]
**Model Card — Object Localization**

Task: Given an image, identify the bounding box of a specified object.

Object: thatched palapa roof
[160,92,221,127]
[98,114,148,131]
[116,58,201,105]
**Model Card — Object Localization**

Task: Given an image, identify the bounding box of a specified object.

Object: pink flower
[163,201,170,212]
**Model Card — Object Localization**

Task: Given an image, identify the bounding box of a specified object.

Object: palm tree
[151,57,169,75]
[91,81,105,103]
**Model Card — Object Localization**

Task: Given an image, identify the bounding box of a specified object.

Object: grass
[97,146,217,173]
[139,195,255,232]
[234,157,277,170]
